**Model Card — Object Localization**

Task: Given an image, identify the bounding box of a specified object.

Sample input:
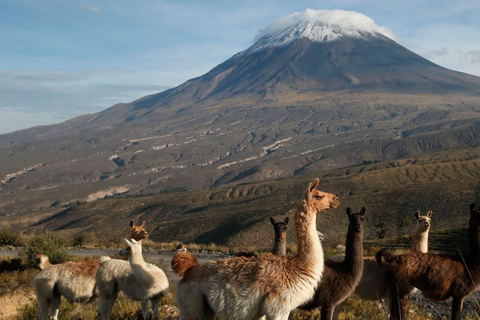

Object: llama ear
[130,220,135,229]
[131,238,138,245]
[346,207,352,216]
[139,220,146,228]
[427,211,433,218]
[125,238,133,247]
[415,211,420,219]
[284,217,289,225]
[308,178,319,194]
[470,203,476,212]
[360,207,366,216]
[270,217,276,226]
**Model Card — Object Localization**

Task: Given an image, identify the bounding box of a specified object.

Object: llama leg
[150,297,160,320]
[321,305,335,320]
[387,285,402,320]
[97,294,108,320]
[332,301,344,320]
[105,288,119,320]
[49,292,61,320]
[37,296,50,320]
[451,297,464,320]
[141,299,149,320]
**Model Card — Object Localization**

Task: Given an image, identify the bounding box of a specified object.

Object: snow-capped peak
[248,9,396,52]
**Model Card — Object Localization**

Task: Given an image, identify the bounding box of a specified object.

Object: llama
[171,178,340,320]
[332,210,432,320]
[378,203,480,320]
[33,220,148,320]
[96,239,169,320]
[299,207,366,320]
[233,216,290,258]
[270,216,289,256]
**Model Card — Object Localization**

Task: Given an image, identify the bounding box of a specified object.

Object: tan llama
[332,210,432,320]
[379,203,480,320]
[33,219,148,320]
[171,178,340,320]
[96,238,169,320]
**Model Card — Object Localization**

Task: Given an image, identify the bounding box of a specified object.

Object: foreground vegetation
[1,232,479,319]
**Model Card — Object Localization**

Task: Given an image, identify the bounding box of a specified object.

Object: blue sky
[1,0,480,134]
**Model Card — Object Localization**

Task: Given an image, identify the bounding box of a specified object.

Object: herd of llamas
[30,178,480,320]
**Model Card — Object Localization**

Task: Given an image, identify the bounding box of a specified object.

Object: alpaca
[96,239,169,320]
[332,210,432,320]
[299,207,366,320]
[379,203,480,320]
[270,216,289,256]
[171,178,340,320]
[33,219,148,320]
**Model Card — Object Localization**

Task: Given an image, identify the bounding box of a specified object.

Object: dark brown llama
[299,207,366,320]
[270,216,289,256]
[378,203,480,320]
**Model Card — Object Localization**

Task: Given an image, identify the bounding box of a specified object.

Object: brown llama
[332,209,432,320]
[379,203,480,320]
[33,219,148,320]
[233,216,289,259]
[299,207,366,320]
[270,216,289,256]
[171,178,340,320]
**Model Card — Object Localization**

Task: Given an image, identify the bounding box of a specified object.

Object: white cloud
[0,69,171,134]
[467,51,480,64]
[405,23,480,76]
[255,9,396,42]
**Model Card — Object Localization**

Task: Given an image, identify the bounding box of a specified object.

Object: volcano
[1,9,480,216]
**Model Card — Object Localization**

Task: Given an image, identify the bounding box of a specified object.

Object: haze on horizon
[1,0,479,134]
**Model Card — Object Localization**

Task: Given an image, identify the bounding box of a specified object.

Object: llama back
[34,259,100,303]
[96,258,168,300]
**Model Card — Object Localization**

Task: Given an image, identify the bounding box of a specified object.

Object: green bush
[24,233,69,268]
[0,228,23,246]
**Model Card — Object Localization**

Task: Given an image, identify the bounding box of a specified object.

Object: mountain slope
[1,9,480,217]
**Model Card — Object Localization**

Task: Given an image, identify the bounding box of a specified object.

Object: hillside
[3,148,477,250]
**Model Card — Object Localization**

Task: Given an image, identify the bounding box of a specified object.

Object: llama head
[304,178,340,212]
[414,210,432,233]
[469,203,480,227]
[119,238,142,258]
[346,207,366,233]
[270,216,289,240]
[130,219,148,242]
[317,231,325,241]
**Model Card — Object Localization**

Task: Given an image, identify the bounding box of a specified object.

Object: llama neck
[411,231,428,253]
[128,251,155,285]
[295,200,322,264]
[343,228,363,272]
[273,235,287,256]
[468,224,480,259]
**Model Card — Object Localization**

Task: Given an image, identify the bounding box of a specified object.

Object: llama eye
[314,195,324,199]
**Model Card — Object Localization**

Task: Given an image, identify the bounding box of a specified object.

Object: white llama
[172,178,340,320]
[96,238,169,320]
[32,219,148,320]
[332,210,433,319]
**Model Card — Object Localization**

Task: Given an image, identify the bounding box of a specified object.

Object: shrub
[0,228,23,246]
[72,233,93,247]
[24,233,69,268]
